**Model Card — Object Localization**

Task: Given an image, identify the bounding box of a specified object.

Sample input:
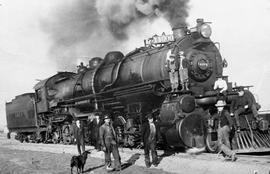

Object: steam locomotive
[6,19,270,153]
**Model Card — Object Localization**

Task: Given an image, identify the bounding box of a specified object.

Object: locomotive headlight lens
[200,24,212,38]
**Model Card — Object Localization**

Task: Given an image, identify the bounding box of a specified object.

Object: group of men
[70,75,262,171]
[73,112,159,171]
[213,76,262,161]
[166,50,189,92]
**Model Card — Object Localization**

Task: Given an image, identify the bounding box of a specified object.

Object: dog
[70,150,91,174]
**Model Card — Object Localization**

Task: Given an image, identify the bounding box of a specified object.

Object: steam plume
[41,0,189,70]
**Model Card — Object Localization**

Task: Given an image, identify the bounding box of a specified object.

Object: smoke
[41,0,189,71]
[158,0,189,27]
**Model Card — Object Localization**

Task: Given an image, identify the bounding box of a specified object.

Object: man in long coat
[92,113,102,150]
[73,119,85,155]
[99,114,121,171]
[141,113,158,168]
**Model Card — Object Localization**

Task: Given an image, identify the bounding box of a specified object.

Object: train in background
[6,19,270,153]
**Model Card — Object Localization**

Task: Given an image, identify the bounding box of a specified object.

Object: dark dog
[70,151,91,174]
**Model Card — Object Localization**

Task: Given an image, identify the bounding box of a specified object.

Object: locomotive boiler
[6,19,270,153]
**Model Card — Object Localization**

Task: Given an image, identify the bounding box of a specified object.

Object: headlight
[200,23,212,38]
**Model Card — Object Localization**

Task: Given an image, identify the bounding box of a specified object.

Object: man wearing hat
[90,112,102,151]
[179,51,189,91]
[166,49,179,92]
[230,89,261,132]
[99,114,121,171]
[73,119,85,155]
[69,107,85,154]
[215,100,237,161]
[141,112,158,168]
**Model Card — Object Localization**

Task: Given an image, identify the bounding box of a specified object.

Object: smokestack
[172,26,187,40]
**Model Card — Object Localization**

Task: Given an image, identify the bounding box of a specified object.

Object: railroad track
[2,134,269,165]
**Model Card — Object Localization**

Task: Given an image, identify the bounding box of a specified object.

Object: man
[214,76,228,95]
[179,51,189,91]
[74,119,85,155]
[92,113,102,151]
[141,113,158,168]
[166,49,179,91]
[99,114,121,171]
[46,120,53,142]
[230,89,261,131]
[215,100,237,161]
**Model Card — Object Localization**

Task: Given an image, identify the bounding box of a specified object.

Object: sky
[1,0,270,129]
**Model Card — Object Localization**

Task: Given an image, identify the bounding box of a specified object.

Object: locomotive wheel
[114,116,126,145]
[62,125,72,145]
[17,133,26,143]
[19,135,24,143]
[63,135,72,145]
[205,133,218,153]
[52,132,59,144]
[25,135,30,143]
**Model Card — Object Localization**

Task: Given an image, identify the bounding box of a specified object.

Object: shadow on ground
[158,147,185,165]
[121,153,141,170]
[84,164,105,173]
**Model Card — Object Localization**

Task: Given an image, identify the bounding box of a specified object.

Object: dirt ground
[0,133,269,174]
[0,134,173,174]
[0,147,174,174]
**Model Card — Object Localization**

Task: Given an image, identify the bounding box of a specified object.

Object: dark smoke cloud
[41,0,189,71]
[158,0,189,27]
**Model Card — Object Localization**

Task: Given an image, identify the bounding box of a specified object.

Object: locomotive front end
[170,19,224,95]
[159,19,227,148]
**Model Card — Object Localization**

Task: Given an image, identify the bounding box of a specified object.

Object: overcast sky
[1,0,270,129]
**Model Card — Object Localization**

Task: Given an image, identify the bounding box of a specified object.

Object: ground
[0,134,269,174]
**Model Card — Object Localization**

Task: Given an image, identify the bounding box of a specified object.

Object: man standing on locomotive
[99,114,121,171]
[179,51,189,91]
[141,113,158,168]
[166,49,179,92]
[215,100,237,161]
[230,88,261,132]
